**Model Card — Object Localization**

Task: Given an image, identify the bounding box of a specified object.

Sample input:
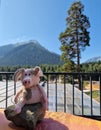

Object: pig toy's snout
[23,79,30,86]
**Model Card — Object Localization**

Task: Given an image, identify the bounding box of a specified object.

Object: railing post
[99,75,101,115]
[5,74,8,108]
[46,74,49,99]
[55,75,57,112]
[90,75,93,115]
[72,75,75,114]
[14,82,16,95]
[81,74,84,115]
[64,74,66,112]
[78,73,82,90]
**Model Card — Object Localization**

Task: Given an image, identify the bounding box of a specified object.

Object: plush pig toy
[4,66,48,129]
[14,66,48,113]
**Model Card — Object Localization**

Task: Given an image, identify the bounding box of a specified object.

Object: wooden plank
[0,109,101,130]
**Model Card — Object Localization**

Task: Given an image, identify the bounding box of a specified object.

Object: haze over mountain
[85,56,101,63]
[0,40,62,66]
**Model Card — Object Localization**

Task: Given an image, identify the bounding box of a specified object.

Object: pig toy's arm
[14,87,23,104]
[15,98,26,114]
[38,85,48,110]
[14,87,26,114]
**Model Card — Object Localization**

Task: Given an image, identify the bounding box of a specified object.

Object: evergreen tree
[59,1,90,72]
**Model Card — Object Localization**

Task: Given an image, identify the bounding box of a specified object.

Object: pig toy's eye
[29,73,31,76]
[25,73,27,76]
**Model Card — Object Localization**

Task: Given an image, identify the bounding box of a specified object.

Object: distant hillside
[85,56,101,63]
[0,40,62,66]
[0,44,15,59]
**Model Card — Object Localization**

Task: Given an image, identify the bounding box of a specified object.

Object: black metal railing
[0,72,101,120]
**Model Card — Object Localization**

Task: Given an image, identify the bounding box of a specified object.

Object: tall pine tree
[59,1,90,72]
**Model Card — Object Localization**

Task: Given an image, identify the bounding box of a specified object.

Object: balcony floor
[0,109,101,130]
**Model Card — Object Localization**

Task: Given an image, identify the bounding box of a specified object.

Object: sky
[0,0,101,63]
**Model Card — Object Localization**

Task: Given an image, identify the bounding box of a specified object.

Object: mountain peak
[85,56,101,63]
[0,40,62,66]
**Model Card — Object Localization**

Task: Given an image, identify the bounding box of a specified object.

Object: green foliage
[60,60,76,72]
[1,62,101,74]
[83,81,89,87]
[59,1,90,72]
[0,64,62,73]
[40,64,61,72]
[85,90,100,102]
[81,61,101,72]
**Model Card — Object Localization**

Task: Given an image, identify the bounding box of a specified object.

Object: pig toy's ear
[34,66,43,77]
[14,68,25,82]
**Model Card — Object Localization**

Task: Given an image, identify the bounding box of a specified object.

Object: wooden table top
[0,109,101,130]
